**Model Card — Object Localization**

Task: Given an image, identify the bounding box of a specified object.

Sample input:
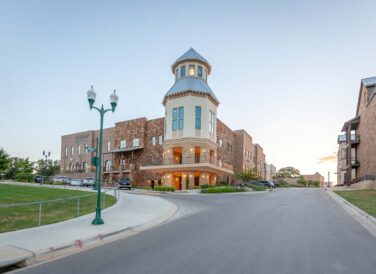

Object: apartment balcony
[140,156,233,175]
[351,159,360,167]
[103,165,132,174]
[350,134,360,146]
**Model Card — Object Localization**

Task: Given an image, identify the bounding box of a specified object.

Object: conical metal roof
[172,48,211,73]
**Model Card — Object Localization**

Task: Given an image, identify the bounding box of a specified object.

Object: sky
[1,0,376,183]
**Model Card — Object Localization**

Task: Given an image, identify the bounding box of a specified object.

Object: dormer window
[198,66,203,78]
[181,65,186,77]
[175,68,179,80]
[189,65,195,76]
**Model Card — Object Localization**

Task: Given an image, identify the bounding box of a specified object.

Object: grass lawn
[335,190,376,218]
[0,184,116,233]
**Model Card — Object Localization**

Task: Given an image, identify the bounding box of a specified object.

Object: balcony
[350,134,360,145]
[103,165,132,174]
[140,156,234,175]
[351,159,360,167]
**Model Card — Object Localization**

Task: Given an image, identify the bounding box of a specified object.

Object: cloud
[318,155,337,163]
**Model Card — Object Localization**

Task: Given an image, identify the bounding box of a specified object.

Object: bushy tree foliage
[0,148,10,178]
[236,168,262,182]
[276,167,301,179]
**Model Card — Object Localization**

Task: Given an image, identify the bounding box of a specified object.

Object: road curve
[16,189,376,274]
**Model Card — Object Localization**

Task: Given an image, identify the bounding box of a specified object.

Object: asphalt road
[17,189,376,274]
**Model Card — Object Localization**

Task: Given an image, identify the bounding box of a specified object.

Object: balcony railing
[350,134,360,144]
[142,156,234,171]
[351,159,360,166]
[103,165,132,173]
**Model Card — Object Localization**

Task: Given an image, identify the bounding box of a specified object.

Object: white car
[70,179,82,187]
[83,177,95,187]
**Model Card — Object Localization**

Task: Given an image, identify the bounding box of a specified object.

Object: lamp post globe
[87,85,97,109]
[110,90,119,112]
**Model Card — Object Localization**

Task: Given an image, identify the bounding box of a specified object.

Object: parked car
[34,175,45,184]
[83,177,95,187]
[118,178,132,190]
[53,176,63,183]
[273,181,280,187]
[259,181,276,188]
[61,177,71,185]
[70,179,82,187]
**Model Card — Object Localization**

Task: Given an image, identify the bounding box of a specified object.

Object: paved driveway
[17,189,376,274]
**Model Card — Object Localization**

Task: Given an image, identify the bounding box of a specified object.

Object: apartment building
[60,48,272,188]
[340,76,376,185]
[254,144,266,178]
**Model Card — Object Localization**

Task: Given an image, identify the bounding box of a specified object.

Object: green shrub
[217,181,228,186]
[201,186,244,194]
[251,185,266,191]
[308,180,320,187]
[200,184,215,189]
[278,181,291,188]
[14,173,34,182]
[154,186,175,192]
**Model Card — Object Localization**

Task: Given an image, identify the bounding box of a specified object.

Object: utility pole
[328,171,331,188]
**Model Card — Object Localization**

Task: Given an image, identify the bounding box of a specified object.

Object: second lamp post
[87,85,119,225]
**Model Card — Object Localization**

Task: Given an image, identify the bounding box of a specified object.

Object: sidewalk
[0,191,178,268]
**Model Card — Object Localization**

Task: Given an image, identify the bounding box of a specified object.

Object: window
[195,106,201,129]
[175,68,179,80]
[198,66,203,78]
[78,145,81,155]
[209,111,215,134]
[178,107,184,130]
[133,138,140,147]
[180,65,186,77]
[159,136,163,145]
[65,146,68,156]
[152,136,156,146]
[219,139,223,147]
[107,141,111,152]
[120,140,126,149]
[84,144,88,153]
[172,108,178,131]
[71,146,74,156]
[189,65,195,76]
[172,107,184,131]
[105,160,112,172]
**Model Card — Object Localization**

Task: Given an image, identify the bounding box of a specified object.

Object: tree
[5,157,22,179]
[16,158,34,174]
[35,159,60,176]
[0,148,10,179]
[236,168,262,182]
[276,167,301,180]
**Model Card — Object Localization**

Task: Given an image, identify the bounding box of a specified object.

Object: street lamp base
[91,209,104,225]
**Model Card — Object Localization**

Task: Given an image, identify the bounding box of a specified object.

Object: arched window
[105,160,112,172]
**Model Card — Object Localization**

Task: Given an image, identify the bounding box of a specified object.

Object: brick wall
[357,85,376,179]
[217,119,235,183]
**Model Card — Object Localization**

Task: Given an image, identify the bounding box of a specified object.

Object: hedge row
[154,186,176,192]
[201,186,245,194]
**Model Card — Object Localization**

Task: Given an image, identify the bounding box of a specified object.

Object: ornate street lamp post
[87,85,119,225]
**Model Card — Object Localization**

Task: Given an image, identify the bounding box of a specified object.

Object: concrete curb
[325,189,376,238]
[3,194,178,269]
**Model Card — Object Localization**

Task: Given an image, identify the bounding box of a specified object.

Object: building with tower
[60,48,273,189]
